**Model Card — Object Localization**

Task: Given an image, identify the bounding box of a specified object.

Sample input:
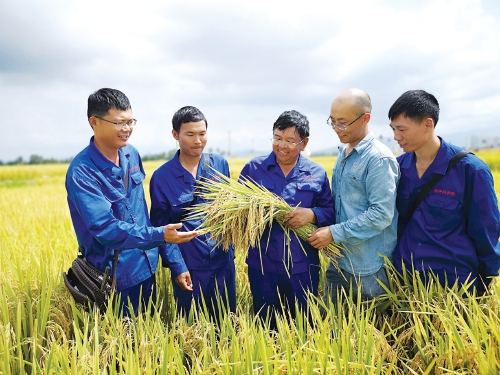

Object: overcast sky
[1,0,499,162]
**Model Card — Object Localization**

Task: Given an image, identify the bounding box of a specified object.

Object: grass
[0,151,499,374]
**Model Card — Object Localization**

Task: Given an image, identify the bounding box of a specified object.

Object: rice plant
[184,169,345,268]
[1,154,500,374]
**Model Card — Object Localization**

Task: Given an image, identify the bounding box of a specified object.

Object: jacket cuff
[153,227,166,242]
[329,224,346,244]
[160,244,188,278]
[311,207,326,227]
[169,262,189,279]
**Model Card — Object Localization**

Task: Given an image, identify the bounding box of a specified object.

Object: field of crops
[1,151,500,374]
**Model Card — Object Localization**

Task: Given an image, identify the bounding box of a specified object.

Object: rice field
[1,151,500,374]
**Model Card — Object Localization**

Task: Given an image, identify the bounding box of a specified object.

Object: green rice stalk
[183,170,345,269]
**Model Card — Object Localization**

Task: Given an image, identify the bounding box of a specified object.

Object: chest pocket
[258,178,275,191]
[294,181,321,207]
[130,171,145,201]
[169,192,194,222]
[425,193,462,233]
[131,171,144,184]
[343,167,368,205]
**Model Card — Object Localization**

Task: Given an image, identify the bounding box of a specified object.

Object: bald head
[332,88,372,114]
[328,88,372,146]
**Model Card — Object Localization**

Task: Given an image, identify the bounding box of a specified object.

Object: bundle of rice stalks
[183,170,344,268]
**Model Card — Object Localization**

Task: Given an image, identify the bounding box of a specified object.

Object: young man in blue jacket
[150,106,236,320]
[66,88,197,317]
[240,110,334,328]
[308,88,399,305]
[389,89,500,293]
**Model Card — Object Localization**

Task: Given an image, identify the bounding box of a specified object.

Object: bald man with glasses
[308,88,400,305]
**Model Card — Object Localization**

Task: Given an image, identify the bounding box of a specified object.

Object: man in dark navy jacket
[240,110,334,328]
[389,89,500,293]
[150,106,236,320]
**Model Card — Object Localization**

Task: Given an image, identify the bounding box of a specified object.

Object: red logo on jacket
[434,188,455,196]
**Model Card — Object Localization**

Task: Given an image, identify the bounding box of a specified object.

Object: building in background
[467,135,500,151]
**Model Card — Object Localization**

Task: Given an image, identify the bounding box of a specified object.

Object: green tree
[29,154,44,164]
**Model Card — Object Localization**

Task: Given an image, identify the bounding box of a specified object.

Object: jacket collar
[171,150,208,182]
[88,136,129,171]
[341,132,374,157]
[263,151,311,173]
[400,136,451,176]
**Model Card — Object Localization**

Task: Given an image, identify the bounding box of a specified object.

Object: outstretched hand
[163,223,198,244]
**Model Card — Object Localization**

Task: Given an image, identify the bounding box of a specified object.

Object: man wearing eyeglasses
[308,88,399,305]
[65,88,197,317]
[239,110,334,329]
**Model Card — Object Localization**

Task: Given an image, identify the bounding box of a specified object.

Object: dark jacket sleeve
[464,163,500,291]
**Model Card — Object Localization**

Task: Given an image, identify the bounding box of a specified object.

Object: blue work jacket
[329,133,400,276]
[65,138,165,290]
[239,152,335,275]
[395,137,500,292]
[149,152,234,278]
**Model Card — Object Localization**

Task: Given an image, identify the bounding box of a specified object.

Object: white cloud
[0,0,499,161]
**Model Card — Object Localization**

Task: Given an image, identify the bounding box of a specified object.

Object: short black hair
[273,110,309,139]
[87,88,131,119]
[388,90,440,127]
[172,106,208,133]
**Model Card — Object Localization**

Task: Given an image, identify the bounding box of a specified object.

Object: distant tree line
[140,150,177,162]
[0,155,74,166]
[0,150,179,166]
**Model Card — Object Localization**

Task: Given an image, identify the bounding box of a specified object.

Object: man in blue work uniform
[66,88,198,317]
[308,88,399,305]
[240,110,334,328]
[150,106,236,320]
[389,89,500,293]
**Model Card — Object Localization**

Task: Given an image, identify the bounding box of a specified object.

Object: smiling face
[173,120,207,159]
[272,126,308,165]
[90,107,134,155]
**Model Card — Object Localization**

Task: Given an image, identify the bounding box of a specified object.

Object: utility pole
[228,130,231,157]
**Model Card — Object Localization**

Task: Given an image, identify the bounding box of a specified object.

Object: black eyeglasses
[94,116,137,130]
[326,112,366,130]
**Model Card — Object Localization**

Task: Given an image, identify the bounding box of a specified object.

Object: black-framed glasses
[271,138,305,148]
[94,116,137,130]
[326,112,366,131]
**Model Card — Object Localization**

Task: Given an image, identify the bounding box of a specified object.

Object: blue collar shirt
[329,132,400,276]
[395,137,500,292]
[239,152,335,275]
[65,138,165,290]
[149,152,234,278]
